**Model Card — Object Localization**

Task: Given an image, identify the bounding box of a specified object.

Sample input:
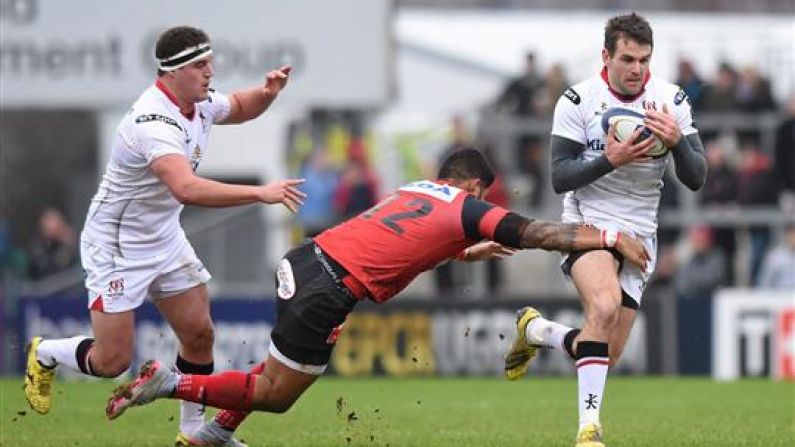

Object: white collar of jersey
[158,43,212,72]
[399,180,461,203]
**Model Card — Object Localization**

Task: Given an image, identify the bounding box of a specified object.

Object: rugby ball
[600,107,668,158]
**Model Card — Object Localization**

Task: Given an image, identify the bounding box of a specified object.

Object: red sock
[214,362,265,429]
[173,371,256,411]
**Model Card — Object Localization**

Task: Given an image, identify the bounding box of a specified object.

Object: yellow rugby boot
[23,336,56,414]
[504,306,541,380]
[575,423,605,447]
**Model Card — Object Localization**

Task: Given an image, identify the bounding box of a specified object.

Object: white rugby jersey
[81,81,231,258]
[552,68,697,237]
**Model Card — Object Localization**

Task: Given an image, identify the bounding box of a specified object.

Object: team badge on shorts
[276,258,296,300]
[107,278,125,299]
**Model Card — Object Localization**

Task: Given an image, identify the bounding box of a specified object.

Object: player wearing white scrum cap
[504,12,707,447]
[24,25,306,447]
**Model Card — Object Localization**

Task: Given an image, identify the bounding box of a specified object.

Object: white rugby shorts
[560,199,658,305]
[81,241,211,313]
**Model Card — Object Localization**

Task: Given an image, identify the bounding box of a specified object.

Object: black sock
[75,338,96,376]
[175,355,214,375]
[563,329,581,360]
[575,340,609,361]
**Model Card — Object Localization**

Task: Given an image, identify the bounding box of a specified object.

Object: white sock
[37,336,92,371]
[180,401,206,435]
[201,420,234,443]
[526,317,573,353]
[174,359,212,435]
[575,341,609,429]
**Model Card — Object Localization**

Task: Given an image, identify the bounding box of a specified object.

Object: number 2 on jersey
[381,198,433,235]
[363,196,434,235]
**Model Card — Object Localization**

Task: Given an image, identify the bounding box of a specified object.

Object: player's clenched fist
[260,178,306,213]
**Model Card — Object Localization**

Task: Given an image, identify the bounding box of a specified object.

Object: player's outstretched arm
[519,220,649,269]
[151,154,306,210]
[461,197,645,269]
[222,65,292,124]
[260,179,307,213]
[459,241,517,262]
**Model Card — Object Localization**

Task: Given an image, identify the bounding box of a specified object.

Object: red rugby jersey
[314,180,508,303]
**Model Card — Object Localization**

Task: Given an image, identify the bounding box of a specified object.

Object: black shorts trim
[621,290,639,310]
[561,247,624,276]
[271,331,332,366]
[270,243,358,366]
[562,248,640,310]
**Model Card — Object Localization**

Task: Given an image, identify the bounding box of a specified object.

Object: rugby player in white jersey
[504,13,706,447]
[23,26,305,446]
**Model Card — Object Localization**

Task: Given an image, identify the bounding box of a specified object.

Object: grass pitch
[1,376,793,446]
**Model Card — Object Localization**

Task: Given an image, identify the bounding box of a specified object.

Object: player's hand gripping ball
[601,107,668,158]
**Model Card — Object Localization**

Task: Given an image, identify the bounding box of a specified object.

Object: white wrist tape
[602,229,620,248]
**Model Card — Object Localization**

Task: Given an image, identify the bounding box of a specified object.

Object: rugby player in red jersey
[105,149,649,446]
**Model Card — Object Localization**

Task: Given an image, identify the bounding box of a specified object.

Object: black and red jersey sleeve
[461,195,508,240]
[460,195,530,248]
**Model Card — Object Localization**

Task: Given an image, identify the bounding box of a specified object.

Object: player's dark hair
[155,26,210,76]
[437,148,495,188]
[604,12,653,56]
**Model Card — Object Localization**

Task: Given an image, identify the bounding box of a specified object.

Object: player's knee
[587,298,621,329]
[183,325,215,353]
[265,398,296,414]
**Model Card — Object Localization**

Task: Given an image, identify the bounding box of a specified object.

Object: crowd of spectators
[662,94,792,292]
[1,208,79,284]
[681,60,778,113]
[493,53,570,209]
[289,114,381,240]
